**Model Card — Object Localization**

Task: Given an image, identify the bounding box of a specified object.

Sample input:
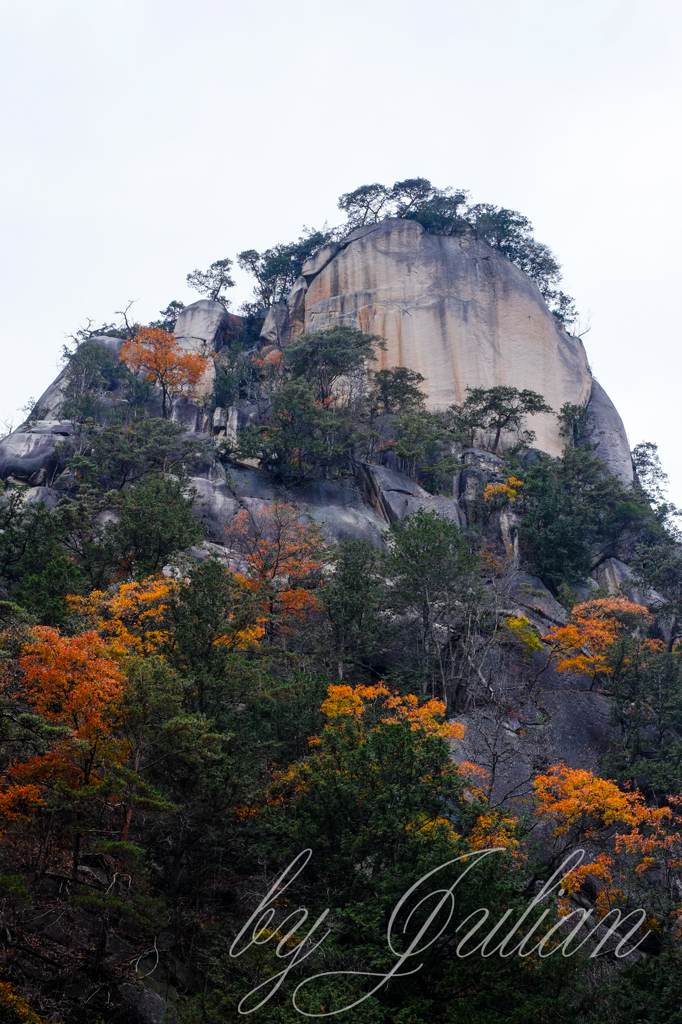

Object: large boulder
[359,462,464,526]
[0,420,74,484]
[263,219,632,480]
[174,299,231,401]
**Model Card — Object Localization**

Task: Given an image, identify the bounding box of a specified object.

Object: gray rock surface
[174,299,230,401]
[454,689,614,808]
[262,220,632,481]
[174,299,231,355]
[586,378,633,483]
[358,462,465,526]
[509,572,568,627]
[593,555,663,607]
[0,420,74,484]
[118,983,175,1024]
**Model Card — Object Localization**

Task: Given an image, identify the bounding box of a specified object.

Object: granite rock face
[174,299,231,400]
[586,378,633,483]
[264,218,632,481]
[0,420,74,485]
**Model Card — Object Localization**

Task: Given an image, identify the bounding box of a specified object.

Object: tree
[392,408,461,492]
[67,575,175,656]
[0,491,87,624]
[604,643,682,799]
[532,762,682,926]
[516,442,655,592]
[163,559,266,713]
[237,228,333,311]
[120,327,209,418]
[237,378,356,485]
[321,539,387,680]
[60,417,212,493]
[383,509,485,704]
[148,299,186,332]
[108,476,204,579]
[465,204,578,324]
[633,441,670,506]
[337,179,577,322]
[632,542,682,651]
[337,182,394,227]
[227,503,325,636]
[544,597,658,688]
[0,626,127,877]
[453,385,552,453]
[60,339,132,422]
[186,258,235,306]
[283,325,384,404]
[224,683,540,1023]
[369,366,426,414]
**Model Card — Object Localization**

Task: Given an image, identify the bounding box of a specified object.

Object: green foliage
[337,178,577,323]
[466,204,577,323]
[186,257,235,306]
[237,228,334,311]
[632,440,674,511]
[238,377,356,485]
[517,443,655,591]
[148,299,186,332]
[369,366,426,415]
[383,510,486,700]
[0,491,86,624]
[631,541,682,651]
[603,643,682,799]
[453,385,553,453]
[60,338,140,421]
[321,539,387,679]
[283,325,384,404]
[558,401,594,447]
[392,410,460,493]
[108,476,204,579]
[163,558,264,714]
[58,417,211,492]
[338,177,468,231]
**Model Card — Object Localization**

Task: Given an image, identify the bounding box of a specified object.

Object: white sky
[1,0,681,498]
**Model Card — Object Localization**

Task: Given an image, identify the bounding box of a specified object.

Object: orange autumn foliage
[238,682,520,859]
[120,326,209,417]
[70,574,265,656]
[533,763,652,838]
[543,597,659,682]
[484,475,524,503]
[0,982,51,1024]
[67,576,174,656]
[17,627,125,735]
[228,503,325,629]
[0,628,127,818]
[320,682,466,742]
[533,763,681,913]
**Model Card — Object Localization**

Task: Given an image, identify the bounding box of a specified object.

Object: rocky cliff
[262,217,632,478]
[0,217,637,580]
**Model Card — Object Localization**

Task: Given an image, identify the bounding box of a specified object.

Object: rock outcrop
[174,299,231,400]
[262,218,632,481]
[0,223,635,522]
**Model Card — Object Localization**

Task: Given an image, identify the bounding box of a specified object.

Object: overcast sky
[1,0,681,498]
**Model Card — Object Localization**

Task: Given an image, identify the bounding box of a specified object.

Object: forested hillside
[0,182,681,1023]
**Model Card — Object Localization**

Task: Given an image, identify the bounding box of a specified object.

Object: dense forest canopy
[1,183,682,1022]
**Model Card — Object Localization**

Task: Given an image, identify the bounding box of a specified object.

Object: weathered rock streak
[264,218,631,476]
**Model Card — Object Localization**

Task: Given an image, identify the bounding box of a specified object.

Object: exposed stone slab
[586,378,633,483]
[301,218,592,458]
[174,299,230,400]
[509,571,568,627]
